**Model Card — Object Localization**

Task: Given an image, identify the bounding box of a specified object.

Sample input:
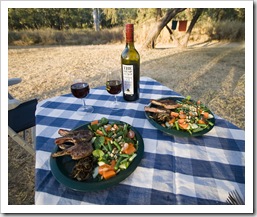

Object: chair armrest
[9,98,38,132]
[8,98,21,110]
[8,78,22,86]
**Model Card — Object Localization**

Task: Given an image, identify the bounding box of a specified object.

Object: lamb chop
[57,129,94,141]
[145,99,182,123]
[145,99,181,113]
[54,129,94,149]
[144,106,168,113]
[52,138,93,160]
[150,99,182,109]
[52,128,94,160]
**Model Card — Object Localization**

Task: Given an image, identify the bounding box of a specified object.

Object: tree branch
[143,8,186,49]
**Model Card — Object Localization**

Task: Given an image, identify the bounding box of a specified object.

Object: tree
[93,8,100,31]
[101,8,138,27]
[203,8,244,22]
[142,8,186,49]
[102,8,118,27]
[156,8,162,21]
[166,8,204,48]
[182,8,204,47]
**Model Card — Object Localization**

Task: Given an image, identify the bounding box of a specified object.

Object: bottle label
[122,64,134,95]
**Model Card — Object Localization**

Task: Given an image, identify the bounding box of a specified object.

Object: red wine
[121,24,140,101]
[106,80,122,95]
[71,83,89,98]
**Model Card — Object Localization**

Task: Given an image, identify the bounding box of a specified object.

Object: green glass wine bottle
[121,24,140,101]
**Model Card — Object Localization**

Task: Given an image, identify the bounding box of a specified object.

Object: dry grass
[8,27,124,46]
[8,41,245,204]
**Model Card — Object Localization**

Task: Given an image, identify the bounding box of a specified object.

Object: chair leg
[8,127,34,156]
[31,127,36,149]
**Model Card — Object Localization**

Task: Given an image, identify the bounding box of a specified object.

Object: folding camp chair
[8,78,38,156]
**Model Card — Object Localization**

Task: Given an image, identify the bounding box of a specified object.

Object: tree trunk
[180,8,204,47]
[156,8,162,21]
[93,8,100,32]
[165,25,180,47]
[143,8,186,49]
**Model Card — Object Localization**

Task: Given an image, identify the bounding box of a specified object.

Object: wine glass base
[110,101,121,110]
[77,106,94,115]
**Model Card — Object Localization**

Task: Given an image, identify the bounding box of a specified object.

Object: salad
[145,96,215,135]
[88,117,138,180]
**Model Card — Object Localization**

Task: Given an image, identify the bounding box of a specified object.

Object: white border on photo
[1,0,254,215]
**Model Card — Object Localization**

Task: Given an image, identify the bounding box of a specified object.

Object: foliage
[202,8,245,22]
[102,8,138,27]
[8,8,94,30]
[8,8,245,30]
[8,8,141,30]
[212,20,245,41]
[8,8,245,46]
[136,9,167,22]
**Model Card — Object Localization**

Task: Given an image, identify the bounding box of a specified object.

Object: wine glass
[71,78,94,115]
[106,71,122,109]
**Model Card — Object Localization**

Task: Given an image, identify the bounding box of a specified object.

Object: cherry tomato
[127,130,135,139]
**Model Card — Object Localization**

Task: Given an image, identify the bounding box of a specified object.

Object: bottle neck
[125,24,134,46]
[126,41,135,48]
[125,32,135,48]
[125,33,134,43]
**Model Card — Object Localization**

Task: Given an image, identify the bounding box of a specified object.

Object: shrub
[54,31,66,44]
[8,31,22,44]
[194,20,245,42]
[8,27,124,46]
[213,20,245,41]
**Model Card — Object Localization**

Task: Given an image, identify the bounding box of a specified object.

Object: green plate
[145,97,215,137]
[50,119,144,192]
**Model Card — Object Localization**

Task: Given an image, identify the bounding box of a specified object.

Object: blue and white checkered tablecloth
[35,77,245,205]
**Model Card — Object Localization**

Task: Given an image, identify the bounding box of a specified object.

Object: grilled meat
[57,129,94,141]
[52,139,93,160]
[150,99,182,109]
[144,106,168,113]
[52,128,94,160]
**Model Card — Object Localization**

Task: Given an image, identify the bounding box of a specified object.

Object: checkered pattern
[35,77,245,205]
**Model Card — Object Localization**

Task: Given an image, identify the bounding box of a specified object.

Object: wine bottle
[121,24,140,101]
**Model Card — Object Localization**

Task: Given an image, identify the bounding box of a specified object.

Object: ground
[7,41,245,204]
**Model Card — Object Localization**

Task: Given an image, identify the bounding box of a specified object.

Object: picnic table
[35,76,245,206]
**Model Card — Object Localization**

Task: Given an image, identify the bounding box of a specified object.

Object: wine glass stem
[81,98,86,108]
[114,95,118,105]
